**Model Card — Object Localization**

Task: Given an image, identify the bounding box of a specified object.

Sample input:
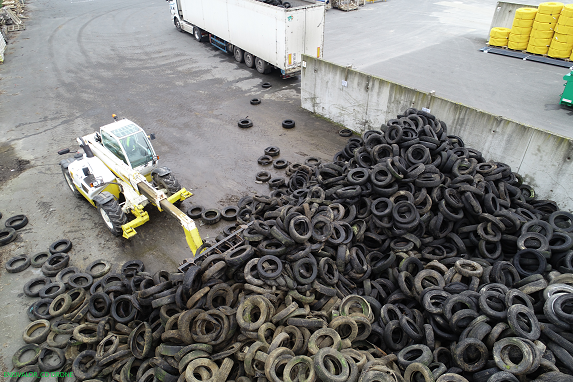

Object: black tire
[187,206,205,219]
[221,206,239,221]
[283,1,291,7]
[255,57,271,74]
[238,119,253,128]
[256,171,272,182]
[273,159,288,169]
[282,119,295,129]
[264,146,280,157]
[202,209,221,225]
[262,82,272,88]
[258,155,273,165]
[174,18,182,32]
[5,254,30,273]
[234,47,244,63]
[31,252,50,268]
[153,172,182,196]
[49,239,72,254]
[339,129,353,137]
[62,166,82,199]
[97,193,127,237]
[226,43,234,55]
[250,98,261,105]
[6,214,28,230]
[193,26,205,42]
[0,227,17,246]
[245,52,255,68]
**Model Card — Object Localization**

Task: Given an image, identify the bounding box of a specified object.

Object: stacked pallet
[488,27,511,47]
[508,7,537,50]
[527,2,563,54]
[548,4,573,58]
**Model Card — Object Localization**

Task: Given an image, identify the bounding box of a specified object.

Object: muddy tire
[97,194,127,237]
[62,166,82,199]
[154,173,182,196]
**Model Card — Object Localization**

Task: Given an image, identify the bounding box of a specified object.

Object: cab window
[101,131,127,164]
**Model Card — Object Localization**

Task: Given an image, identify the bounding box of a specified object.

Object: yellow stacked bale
[528,2,563,54]
[549,4,573,58]
[489,27,511,46]
[509,8,537,50]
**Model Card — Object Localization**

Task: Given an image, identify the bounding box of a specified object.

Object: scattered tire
[273,159,289,169]
[304,157,322,167]
[49,239,72,254]
[282,119,295,129]
[264,146,280,157]
[258,155,273,166]
[250,98,261,105]
[0,228,17,246]
[31,252,50,268]
[339,129,353,137]
[202,209,222,225]
[238,119,253,128]
[5,254,30,273]
[256,171,272,182]
[269,177,286,188]
[283,1,291,7]
[262,82,272,88]
[221,206,239,221]
[5,214,28,230]
[187,206,205,220]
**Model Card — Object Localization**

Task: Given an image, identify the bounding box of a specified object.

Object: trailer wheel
[226,43,234,55]
[97,193,127,237]
[174,18,182,32]
[255,57,271,74]
[61,166,82,199]
[245,52,255,68]
[234,47,244,63]
[194,27,205,42]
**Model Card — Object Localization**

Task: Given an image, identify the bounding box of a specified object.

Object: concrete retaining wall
[300,55,573,212]
[489,1,537,31]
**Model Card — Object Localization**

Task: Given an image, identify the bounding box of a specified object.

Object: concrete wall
[489,1,537,31]
[300,55,573,212]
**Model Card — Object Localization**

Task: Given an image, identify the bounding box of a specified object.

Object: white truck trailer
[169,0,325,78]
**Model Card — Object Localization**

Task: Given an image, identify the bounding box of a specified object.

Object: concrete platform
[323,0,573,139]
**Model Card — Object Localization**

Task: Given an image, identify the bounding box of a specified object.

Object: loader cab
[100,121,156,170]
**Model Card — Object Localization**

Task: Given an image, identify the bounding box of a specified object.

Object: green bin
[560,70,573,107]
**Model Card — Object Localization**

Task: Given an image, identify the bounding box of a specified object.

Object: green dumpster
[561,70,573,107]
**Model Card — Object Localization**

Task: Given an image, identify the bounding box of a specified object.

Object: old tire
[234,47,244,63]
[202,209,221,225]
[282,119,295,129]
[97,193,127,237]
[238,119,253,128]
[0,228,17,246]
[154,172,182,196]
[187,206,205,219]
[262,82,272,88]
[62,166,82,199]
[245,52,255,68]
[251,98,262,105]
[6,214,28,230]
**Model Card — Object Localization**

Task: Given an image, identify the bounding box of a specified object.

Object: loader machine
[58,115,203,254]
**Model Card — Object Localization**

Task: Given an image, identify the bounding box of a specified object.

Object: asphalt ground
[0,0,570,377]
[0,0,346,374]
[324,0,573,139]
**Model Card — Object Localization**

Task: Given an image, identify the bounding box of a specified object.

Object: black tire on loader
[97,192,127,237]
[62,165,82,199]
[154,173,182,196]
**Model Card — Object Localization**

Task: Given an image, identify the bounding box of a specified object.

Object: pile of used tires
[6,107,573,382]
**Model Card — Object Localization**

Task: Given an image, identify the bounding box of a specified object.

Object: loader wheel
[98,196,127,237]
[62,166,82,199]
[154,173,182,196]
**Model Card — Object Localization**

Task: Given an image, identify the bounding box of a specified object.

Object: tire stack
[508,8,537,50]
[527,2,563,55]
[549,4,573,58]
[488,27,511,47]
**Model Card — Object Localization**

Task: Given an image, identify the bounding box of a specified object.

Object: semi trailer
[169,0,325,78]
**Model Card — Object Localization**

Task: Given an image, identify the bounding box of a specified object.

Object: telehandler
[58,115,203,254]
